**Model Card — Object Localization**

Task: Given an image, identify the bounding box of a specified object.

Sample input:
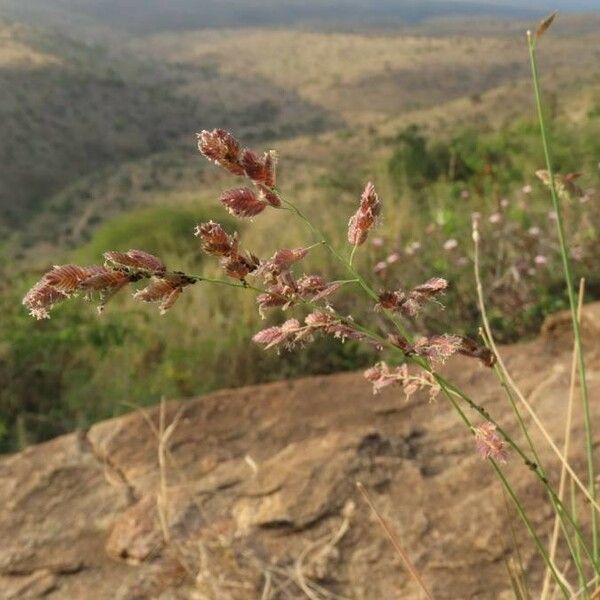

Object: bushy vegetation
[379,114,600,339]
[0,22,338,244]
[2,107,598,451]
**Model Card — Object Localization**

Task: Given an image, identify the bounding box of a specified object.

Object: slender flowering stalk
[528,26,597,561]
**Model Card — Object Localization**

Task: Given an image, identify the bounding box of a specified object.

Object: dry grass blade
[356,482,433,600]
[541,279,586,600]
[536,12,558,39]
[293,515,351,600]
[260,571,273,600]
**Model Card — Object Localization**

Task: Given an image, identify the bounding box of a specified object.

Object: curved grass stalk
[527,30,597,561]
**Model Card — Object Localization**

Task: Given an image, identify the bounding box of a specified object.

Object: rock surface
[2,304,600,599]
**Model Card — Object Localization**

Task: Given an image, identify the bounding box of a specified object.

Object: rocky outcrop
[2,304,600,599]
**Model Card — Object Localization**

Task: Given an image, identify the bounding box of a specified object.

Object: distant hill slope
[0,21,337,241]
[9,16,598,250]
[142,25,600,125]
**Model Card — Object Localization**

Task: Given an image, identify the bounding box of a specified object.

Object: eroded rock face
[1,306,599,599]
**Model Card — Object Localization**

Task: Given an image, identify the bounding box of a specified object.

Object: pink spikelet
[297,274,328,297]
[252,318,305,350]
[43,265,98,294]
[220,188,267,218]
[364,362,404,394]
[22,264,131,318]
[133,274,194,314]
[414,334,463,365]
[78,268,132,312]
[197,129,244,176]
[220,253,260,281]
[240,149,277,187]
[474,422,508,463]
[195,221,238,257]
[348,182,381,246]
[270,248,309,270]
[22,282,68,320]
[377,277,448,317]
[104,250,166,274]
[258,185,282,208]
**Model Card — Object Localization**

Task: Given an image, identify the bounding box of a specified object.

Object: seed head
[414,334,463,365]
[297,274,328,297]
[240,149,277,187]
[474,422,508,463]
[378,277,448,317]
[23,281,68,320]
[220,188,267,218]
[258,185,282,208]
[348,182,381,247]
[195,221,238,257]
[220,253,259,280]
[104,250,166,274]
[197,129,244,176]
[252,318,305,350]
[43,264,101,294]
[133,274,193,314]
[23,264,133,318]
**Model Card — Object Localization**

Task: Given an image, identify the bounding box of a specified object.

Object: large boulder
[0,305,598,599]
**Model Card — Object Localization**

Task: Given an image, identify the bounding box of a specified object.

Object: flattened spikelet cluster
[378,277,448,317]
[253,310,371,352]
[474,422,508,463]
[22,250,192,319]
[348,182,381,246]
[195,221,259,281]
[388,333,495,367]
[133,273,195,315]
[364,362,440,399]
[255,254,341,317]
[197,129,281,218]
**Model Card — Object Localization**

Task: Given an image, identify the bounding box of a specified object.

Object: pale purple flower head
[374,261,387,275]
[474,422,508,463]
[386,251,401,264]
[443,239,458,252]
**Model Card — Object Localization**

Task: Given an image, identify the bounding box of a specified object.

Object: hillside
[12,17,599,249]
[1,304,599,598]
[141,24,600,125]
[0,20,337,244]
